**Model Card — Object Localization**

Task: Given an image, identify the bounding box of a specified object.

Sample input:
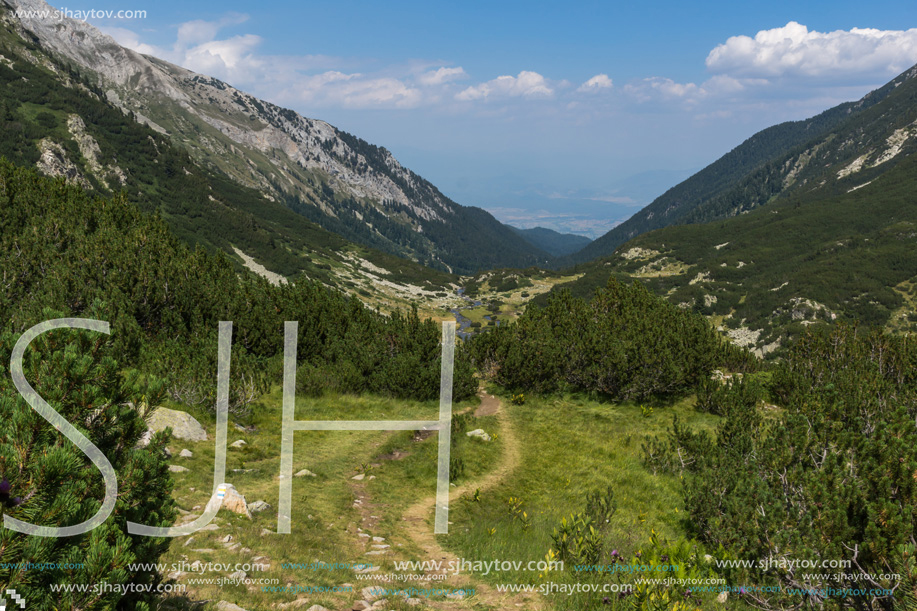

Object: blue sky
[77,0,917,237]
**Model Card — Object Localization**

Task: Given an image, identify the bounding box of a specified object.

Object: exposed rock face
[7,0,451,222]
[35,138,88,187]
[6,0,549,273]
[145,407,208,442]
[65,114,126,188]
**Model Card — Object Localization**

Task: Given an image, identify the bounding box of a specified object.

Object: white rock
[180,449,193,458]
[466,429,492,441]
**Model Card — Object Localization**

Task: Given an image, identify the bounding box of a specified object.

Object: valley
[1,2,917,610]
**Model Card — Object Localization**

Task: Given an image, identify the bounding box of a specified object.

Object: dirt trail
[399,390,544,610]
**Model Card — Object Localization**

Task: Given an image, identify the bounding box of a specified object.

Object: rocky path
[397,390,544,611]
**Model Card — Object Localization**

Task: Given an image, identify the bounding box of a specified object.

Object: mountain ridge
[539,62,917,356]
[3,0,550,274]
[561,65,917,265]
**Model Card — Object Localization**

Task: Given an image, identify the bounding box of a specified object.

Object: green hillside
[536,148,917,355]
[562,63,917,266]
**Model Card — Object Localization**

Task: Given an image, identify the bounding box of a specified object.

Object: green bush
[679,324,917,609]
[0,309,174,610]
[470,279,742,401]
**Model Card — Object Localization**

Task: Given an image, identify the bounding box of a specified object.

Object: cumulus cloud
[103,15,426,108]
[418,66,467,86]
[182,34,262,75]
[707,22,917,81]
[293,72,423,108]
[578,74,613,92]
[456,71,554,101]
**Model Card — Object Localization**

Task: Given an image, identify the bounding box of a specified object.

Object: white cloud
[97,26,160,55]
[418,66,467,86]
[176,14,248,48]
[291,71,423,109]
[456,71,554,101]
[623,77,704,102]
[101,14,911,120]
[183,34,262,75]
[578,73,613,92]
[707,22,917,81]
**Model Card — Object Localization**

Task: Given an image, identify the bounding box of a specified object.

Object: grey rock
[145,407,208,442]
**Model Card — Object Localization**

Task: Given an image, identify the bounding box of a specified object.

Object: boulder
[168,465,189,473]
[230,439,247,448]
[180,449,193,458]
[143,407,208,443]
[361,586,382,601]
[466,428,492,441]
[294,469,317,477]
[216,603,248,611]
[205,484,251,519]
[249,500,271,513]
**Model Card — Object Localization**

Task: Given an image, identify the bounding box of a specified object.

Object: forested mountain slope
[562,62,917,265]
[3,0,550,274]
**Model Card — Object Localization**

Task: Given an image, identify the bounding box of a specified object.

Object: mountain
[0,6,483,318]
[561,67,917,265]
[509,226,592,257]
[541,63,917,356]
[3,0,550,274]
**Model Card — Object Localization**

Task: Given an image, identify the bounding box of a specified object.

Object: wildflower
[0,477,21,508]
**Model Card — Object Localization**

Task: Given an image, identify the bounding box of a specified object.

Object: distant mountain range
[3,0,551,275]
[544,62,917,355]
[509,226,592,257]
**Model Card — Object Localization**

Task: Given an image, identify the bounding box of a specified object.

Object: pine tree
[0,308,174,610]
